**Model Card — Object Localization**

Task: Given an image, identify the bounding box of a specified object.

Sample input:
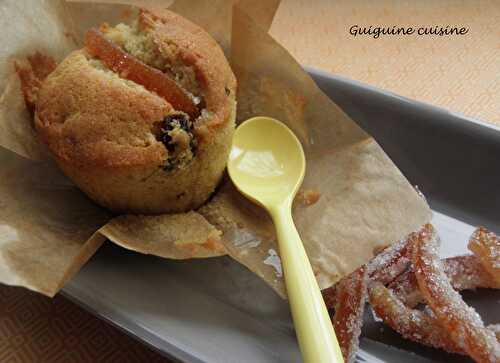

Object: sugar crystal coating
[331,266,368,363]
[413,224,500,362]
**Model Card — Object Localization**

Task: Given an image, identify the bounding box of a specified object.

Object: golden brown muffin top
[142,9,237,132]
[34,8,236,169]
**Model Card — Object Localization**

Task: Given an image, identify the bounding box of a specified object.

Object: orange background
[2,1,499,362]
[271,0,500,125]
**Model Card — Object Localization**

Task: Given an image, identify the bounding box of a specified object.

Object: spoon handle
[271,205,344,363]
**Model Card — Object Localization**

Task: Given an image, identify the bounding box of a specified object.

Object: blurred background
[270,0,499,125]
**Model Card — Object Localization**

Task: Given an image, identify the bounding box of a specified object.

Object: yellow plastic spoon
[227,116,344,363]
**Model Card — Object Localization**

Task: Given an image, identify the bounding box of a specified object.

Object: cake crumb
[296,189,321,206]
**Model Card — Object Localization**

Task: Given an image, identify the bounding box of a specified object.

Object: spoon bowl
[228,117,305,208]
[228,117,343,363]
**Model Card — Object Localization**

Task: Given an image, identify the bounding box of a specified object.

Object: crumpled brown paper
[0,147,109,296]
[0,0,430,297]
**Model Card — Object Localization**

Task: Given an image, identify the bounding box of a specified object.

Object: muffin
[30,9,236,214]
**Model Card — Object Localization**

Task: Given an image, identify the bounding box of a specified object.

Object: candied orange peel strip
[489,324,500,341]
[323,235,412,310]
[85,28,200,119]
[368,234,415,286]
[390,254,499,308]
[331,266,368,363]
[368,281,464,354]
[325,224,500,359]
[468,227,500,284]
[322,286,336,309]
[413,224,500,362]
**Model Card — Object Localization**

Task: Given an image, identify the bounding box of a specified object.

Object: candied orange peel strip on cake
[85,28,200,119]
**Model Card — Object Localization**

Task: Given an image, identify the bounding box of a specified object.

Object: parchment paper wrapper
[0,0,430,297]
